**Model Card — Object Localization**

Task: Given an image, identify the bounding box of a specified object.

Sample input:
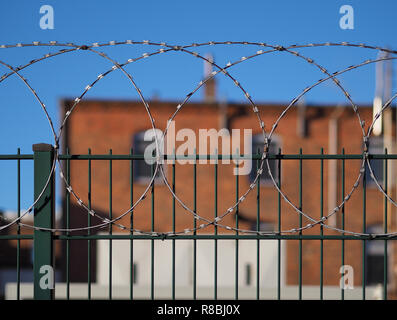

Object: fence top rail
[0,153,396,160]
[0,154,34,160]
[1,234,396,241]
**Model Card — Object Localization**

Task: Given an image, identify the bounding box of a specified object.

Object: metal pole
[33,143,55,300]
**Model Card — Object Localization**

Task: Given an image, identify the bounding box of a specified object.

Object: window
[133,263,138,284]
[364,137,383,186]
[365,224,387,285]
[245,264,252,286]
[132,130,162,182]
[249,134,280,184]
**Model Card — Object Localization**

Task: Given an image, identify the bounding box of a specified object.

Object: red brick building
[60,94,396,295]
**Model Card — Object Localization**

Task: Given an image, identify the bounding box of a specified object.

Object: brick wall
[61,99,396,287]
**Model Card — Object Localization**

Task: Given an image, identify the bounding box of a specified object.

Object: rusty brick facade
[60,98,397,289]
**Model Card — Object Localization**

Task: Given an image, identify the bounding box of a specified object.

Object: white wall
[97,234,286,290]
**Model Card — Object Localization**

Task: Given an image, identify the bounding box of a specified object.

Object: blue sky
[0,0,396,211]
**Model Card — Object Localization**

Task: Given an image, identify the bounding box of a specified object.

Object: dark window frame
[364,136,384,187]
[365,224,388,286]
[132,130,164,184]
[249,134,281,185]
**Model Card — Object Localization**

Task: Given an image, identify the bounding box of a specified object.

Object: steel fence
[0,146,395,300]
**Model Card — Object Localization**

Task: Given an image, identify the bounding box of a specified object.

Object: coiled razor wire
[0,41,396,238]
[0,42,384,236]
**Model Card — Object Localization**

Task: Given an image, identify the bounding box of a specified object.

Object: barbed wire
[0,40,396,238]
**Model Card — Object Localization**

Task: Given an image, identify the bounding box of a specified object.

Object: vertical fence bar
[299,148,303,300]
[341,148,345,300]
[277,148,282,300]
[172,152,176,300]
[193,149,197,300]
[130,148,134,300]
[214,150,218,300]
[151,162,155,300]
[109,149,112,300]
[235,150,239,300]
[87,148,92,300]
[256,148,260,300]
[362,157,366,300]
[16,148,21,300]
[66,148,70,300]
[33,143,55,300]
[383,148,388,300]
[320,148,324,300]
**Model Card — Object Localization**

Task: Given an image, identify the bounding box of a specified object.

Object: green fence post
[33,143,55,300]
